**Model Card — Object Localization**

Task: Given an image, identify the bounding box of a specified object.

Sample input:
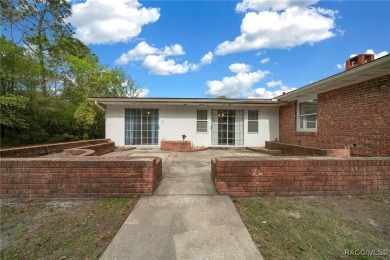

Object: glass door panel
[125,109,158,145]
[211,110,243,146]
[211,110,218,145]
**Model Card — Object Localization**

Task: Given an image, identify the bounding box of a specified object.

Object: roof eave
[276,54,390,102]
[87,97,284,106]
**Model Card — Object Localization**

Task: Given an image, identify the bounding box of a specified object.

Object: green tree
[0,94,29,129]
[1,0,73,96]
[0,1,141,146]
[64,53,141,138]
[0,36,40,95]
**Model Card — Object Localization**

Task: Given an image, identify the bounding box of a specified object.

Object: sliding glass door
[211,110,243,146]
[125,109,159,145]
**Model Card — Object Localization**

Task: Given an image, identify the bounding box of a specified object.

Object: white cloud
[364,49,389,59]
[236,0,319,12]
[266,80,283,88]
[205,64,296,98]
[116,42,213,75]
[68,0,160,44]
[260,57,270,64]
[249,88,274,98]
[337,29,345,36]
[206,65,269,97]
[138,88,149,97]
[191,52,214,71]
[115,41,184,65]
[142,55,191,75]
[200,52,214,65]
[229,63,252,73]
[336,63,344,70]
[215,2,337,55]
[248,79,295,98]
[249,85,296,99]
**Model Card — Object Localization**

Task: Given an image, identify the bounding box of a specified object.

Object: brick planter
[160,140,192,152]
[211,156,390,197]
[0,156,162,202]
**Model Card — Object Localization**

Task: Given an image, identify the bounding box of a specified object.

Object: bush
[47,133,77,143]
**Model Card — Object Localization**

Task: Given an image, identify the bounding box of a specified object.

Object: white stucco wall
[105,104,279,147]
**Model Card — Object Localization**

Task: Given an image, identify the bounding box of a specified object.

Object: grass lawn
[234,195,390,260]
[1,198,139,260]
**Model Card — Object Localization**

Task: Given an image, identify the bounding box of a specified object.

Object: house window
[248,110,258,133]
[197,110,207,132]
[125,109,159,145]
[298,99,317,131]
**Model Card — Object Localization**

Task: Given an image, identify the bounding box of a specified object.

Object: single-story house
[89,54,390,156]
[88,97,280,147]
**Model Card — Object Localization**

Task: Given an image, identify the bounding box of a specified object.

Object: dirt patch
[234,195,390,259]
[1,198,138,259]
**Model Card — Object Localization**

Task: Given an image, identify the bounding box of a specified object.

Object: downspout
[94,101,106,111]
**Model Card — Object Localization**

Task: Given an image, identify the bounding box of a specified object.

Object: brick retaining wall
[265,141,350,157]
[211,157,390,197]
[0,139,112,158]
[0,157,162,202]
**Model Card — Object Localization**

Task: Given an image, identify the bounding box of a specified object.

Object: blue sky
[67,0,390,98]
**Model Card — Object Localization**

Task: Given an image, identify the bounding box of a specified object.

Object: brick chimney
[345,54,374,71]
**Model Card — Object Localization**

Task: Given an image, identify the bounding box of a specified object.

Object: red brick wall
[265,141,350,157]
[279,75,390,156]
[211,157,390,197]
[161,140,191,152]
[0,139,112,158]
[0,157,162,202]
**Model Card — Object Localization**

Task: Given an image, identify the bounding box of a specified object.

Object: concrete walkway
[101,149,265,260]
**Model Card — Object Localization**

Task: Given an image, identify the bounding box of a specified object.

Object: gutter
[87,97,285,106]
[94,101,106,112]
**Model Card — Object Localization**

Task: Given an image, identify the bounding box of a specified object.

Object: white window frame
[196,110,208,133]
[297,99,317,132]
[247,110,259,133]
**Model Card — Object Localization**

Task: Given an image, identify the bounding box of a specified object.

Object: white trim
[296,100,317,132]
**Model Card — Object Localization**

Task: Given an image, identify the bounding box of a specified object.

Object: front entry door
[125,109,159,145]
[211,110,243,146]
